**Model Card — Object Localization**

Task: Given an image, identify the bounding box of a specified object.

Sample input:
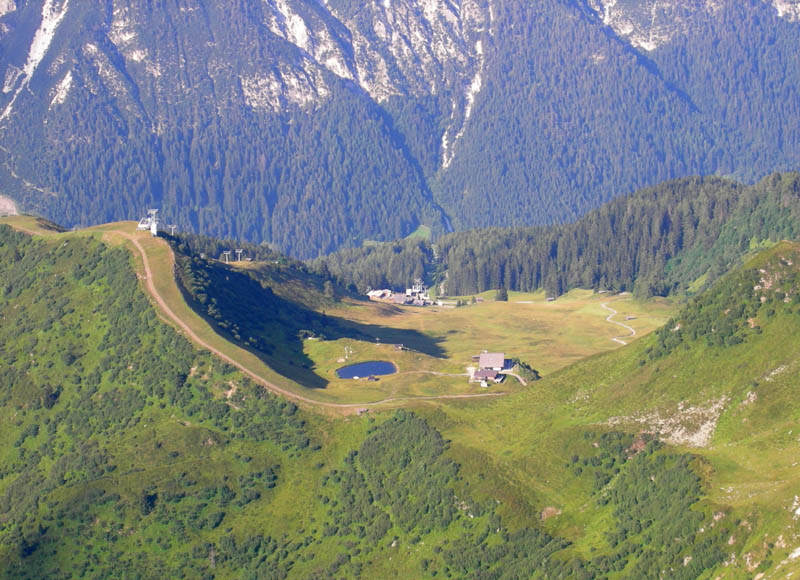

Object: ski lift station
[137,209,160,236]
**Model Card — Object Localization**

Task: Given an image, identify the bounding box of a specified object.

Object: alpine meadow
[3,1,800,579]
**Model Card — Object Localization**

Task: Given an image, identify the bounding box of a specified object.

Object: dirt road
[117,231,508,413]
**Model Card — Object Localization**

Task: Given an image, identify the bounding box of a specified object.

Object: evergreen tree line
[315,172,800,298]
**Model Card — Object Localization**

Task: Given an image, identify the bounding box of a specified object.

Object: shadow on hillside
[173,254,446,389]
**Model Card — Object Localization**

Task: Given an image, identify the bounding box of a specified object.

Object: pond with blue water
[336,360,397,379]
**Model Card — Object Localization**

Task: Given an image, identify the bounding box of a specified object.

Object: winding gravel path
[601,300,637,345]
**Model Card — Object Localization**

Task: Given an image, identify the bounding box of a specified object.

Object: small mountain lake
[336,361,397,379]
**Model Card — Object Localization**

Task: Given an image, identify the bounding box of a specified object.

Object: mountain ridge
[316,171,800,297]
[1,0,800,257]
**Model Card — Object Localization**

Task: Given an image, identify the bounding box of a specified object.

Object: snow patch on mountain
[439,5,487,168]
[464,67,482,121]
[2,66,22,94]
[264,0,355,82]
[83,42,131,102]
[336,0,487,98]
[772,0,800,20]
[109,5,137,47]
[0,0,16,18]
[591,0,800,51]
[271,0,310,52]
[589,0,702,51]
[0,0,70,123]
[442,41,483,168]
[329,0,489,166]
[109,5,153,66]
[242,74,283,111]
[49,70,71,108]
[241,60,330,111]
[255,0,490,149]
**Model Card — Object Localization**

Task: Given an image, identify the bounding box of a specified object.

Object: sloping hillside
[421,241,800,577]
[317,171,800,297]
[2,220,800,578]
[0,223,318,577]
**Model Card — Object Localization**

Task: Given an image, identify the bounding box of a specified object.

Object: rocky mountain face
[590,0,800,50]
[0,0,799,256]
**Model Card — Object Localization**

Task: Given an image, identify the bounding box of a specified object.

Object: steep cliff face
[325,0,490,168]
[0,0,798,256]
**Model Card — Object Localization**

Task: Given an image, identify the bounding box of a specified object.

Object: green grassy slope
[0,225,330,577]
[2,223,800,578]
[421,241,800,577]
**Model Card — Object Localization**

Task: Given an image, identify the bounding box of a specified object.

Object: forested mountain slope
[316,172,800,297]
[1,1,800,257]
[0,224,314,576]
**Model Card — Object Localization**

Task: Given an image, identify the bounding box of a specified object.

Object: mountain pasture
[3,218,800,577]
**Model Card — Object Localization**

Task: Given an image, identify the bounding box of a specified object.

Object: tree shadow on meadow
[173,256,446,389]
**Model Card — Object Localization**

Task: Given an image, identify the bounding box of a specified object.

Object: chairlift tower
[167,224,177,236]
[222,250,232,264]
[235,249,243,262]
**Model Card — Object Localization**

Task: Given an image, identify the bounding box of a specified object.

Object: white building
[137,209,159,236]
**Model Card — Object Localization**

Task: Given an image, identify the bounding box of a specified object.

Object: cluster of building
[136,209,178,238]
[367,280,435,307]
[470,351,509,387]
